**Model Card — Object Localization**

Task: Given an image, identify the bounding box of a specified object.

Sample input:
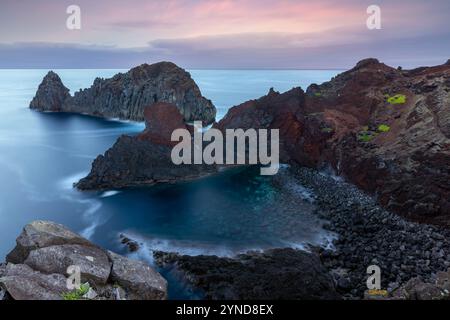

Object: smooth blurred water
[0,68,339,298]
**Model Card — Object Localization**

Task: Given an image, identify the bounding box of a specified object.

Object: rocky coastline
[17,58,450,300]
[150,165,450,300]
[68,59,450,226]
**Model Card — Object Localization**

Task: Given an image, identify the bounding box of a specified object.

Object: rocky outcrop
[29,71,71,112]
[30,62,216,124]
[154,248,341,300]
[76,102,217,190]
[0,221,167,300]
[217,58,450,226]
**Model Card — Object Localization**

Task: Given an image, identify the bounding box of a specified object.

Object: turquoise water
[0,69,339,298]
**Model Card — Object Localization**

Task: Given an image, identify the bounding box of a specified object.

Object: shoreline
[148,165,450,300]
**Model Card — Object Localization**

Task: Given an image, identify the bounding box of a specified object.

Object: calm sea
[0,69,340,298]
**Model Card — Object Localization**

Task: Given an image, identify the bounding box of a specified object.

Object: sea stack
[30,62,217,125]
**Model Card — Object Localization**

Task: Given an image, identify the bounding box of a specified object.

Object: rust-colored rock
[217,58,450,226]
[138,102,189,146]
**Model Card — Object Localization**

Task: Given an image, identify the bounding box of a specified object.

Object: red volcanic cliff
[217,58,450,226]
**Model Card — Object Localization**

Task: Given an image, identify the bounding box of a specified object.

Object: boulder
[0,263,67,300]
[392,277,445,300]
[6,220,94,264]
[30,62,216,124]
[24,244,111,285]
[1,221,168,300]
[108,251,167,300]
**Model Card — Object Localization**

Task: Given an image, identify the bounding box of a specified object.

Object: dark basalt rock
[29,71,70,112]
[154,248,341,300]
[76,102,217,190]
[30,62,216,125]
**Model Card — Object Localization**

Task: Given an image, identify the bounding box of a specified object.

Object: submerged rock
[0,221,167,300]
[154,248,341,300]
[30,62,216,124]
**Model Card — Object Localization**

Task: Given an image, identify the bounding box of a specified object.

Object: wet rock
[154,248,341,300]
[119,234,140,252]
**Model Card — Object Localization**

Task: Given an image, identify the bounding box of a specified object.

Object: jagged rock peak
[29,71,70,111]
[30,62,217,124]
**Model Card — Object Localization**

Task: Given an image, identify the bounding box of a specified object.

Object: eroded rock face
[154,248,341,300]
[6,220,94,264]
[24,245,111,285]
[76,103,217,190]
[108,251,167,300]
[0,221,167,300]
[29,71,70,111]
[217,58,450,225]
[0,263,68,300]
[30,62,216,124]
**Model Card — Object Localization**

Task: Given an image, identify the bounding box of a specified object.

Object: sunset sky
[0,0,449,69]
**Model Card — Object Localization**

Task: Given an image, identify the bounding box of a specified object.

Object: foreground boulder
[30,62,216,124]
[154,248,341,300]
[76,102,217,190]
[0,221,167,300]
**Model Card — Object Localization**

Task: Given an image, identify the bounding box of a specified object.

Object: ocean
[0,68,340,298]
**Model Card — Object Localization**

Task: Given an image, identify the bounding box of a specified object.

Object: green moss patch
[386,94,406,105]
[358,130,377,142]
[378,124,391,132]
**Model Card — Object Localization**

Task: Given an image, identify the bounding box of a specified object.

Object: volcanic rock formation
[75,102,217,190]
[75,58,449,225]
[216,58,450,225]
[30,62,216,124]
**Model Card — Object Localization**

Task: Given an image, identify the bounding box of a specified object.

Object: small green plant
[378,124,391,132]
[62,283,90,300]
[321,127,333,133]
[358,130,377,142]
[314,92,322,97]
[386,94,406,105]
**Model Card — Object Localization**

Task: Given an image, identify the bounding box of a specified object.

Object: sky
[0,0,449,69]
